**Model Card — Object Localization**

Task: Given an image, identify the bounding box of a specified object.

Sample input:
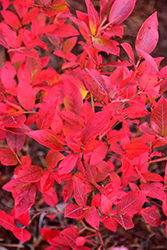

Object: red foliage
[0,0,167,248]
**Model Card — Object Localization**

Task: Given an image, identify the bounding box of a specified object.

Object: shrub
[0,0,167,248]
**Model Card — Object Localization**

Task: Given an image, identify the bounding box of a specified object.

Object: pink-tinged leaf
[140,183,166,201]
[65,204,85,220]
[93,37,119,56]
[16,0,34,7]
[63,179,73,202]
[151,96,167,137]
[81,110,111,144]
[141,173,163,182]
[121,43,135,64]
[6,131,26,154]
[100,194,113,215]
[61,226,78,249]
[76,236,86,247]
[63,75,83,116]
[9,47,39,60]
[27,130,65,151]
[26,38,48,51]
[0,23,20,48]
[125,141,150,157]
[2,114,26,129]
[109,0,136,25]
[85,206,100,230]
[135,12,158,54]
[85,0,99,35]
[13,227,31,243]
[136,48,159,74]
[46,150,64,170]
[63,37,78,53]
[0,149,18,166]
[58,154,78,176]
[60,111,82,130]
[36,101,57,130]
[0,28,9,49]
[74,177,87,208]
[22,7,39,25]
[113,214,134,230]
[17,63,31,82]
[17,165,44,183]
[15,183,36,216]
[18,210,29,227]
[90,144,108,165]
[0,211,15,230]
[140,207,161,227]
[1,62,16,92]
[117,191,146,216]
[40,170,55,192]
[41,227,64,245]
[1,10,21,29]
[17,78,35,111]
[101,215,118,232]
[87,69,109,95]
[42,188,58,207]
[49,24,79,37]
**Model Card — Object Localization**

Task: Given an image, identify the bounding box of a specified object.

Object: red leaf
[18,210,29,227]
[27,130,65,151]
[61,226,78,249]
[0,210,15,231]
[140,183,166,201]
[17,165,44,183]
[40,170,55,192]
[0,23,20,48]
[58,154,78,176]
[136,48,159,74]
[22,7,39,25]
[60,110,82,129]
[85,0,99,35]
[65,204,85,220]
[135,12,158,55]
[117,191,146,216]
[1,62,16,92]
[15,183,36,216]
[26,38,48,51]
[74,177,87,208]
[151,96,167,137]
[109,0,136,25]
[17,78,35,111]
[140,207,161,227]
[101,215,118,232]
[1,10,21,29]
[63,75,83,116]
[0,28,9,49]
[121,43,135,64]
[63,37,78,53]
[49,24,79,37]
[16,0,34,7]
[125,141,150,157]
[81,110,111,144]
[85,206,100,230]
[36,101,57,130]
[13,227,31,243]
[63,179,73,202]
[42,188,58,207]
[6,131,26,154]
[93,37,119,56]
[113,213,134,230]
[0,149,18,166]
[90,144,108,165]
